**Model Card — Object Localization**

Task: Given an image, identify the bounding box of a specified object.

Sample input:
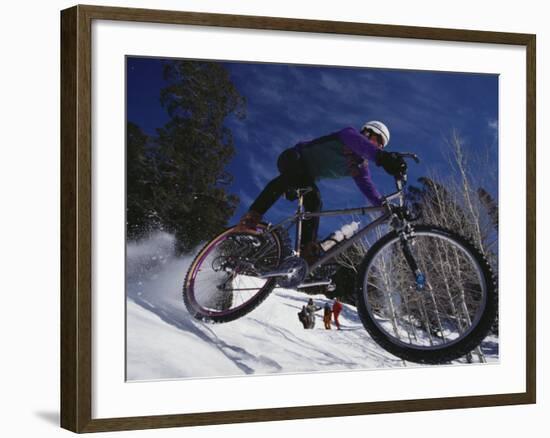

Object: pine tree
[477,188,498,231]
[126,60,246,252]
[126,122,158,240]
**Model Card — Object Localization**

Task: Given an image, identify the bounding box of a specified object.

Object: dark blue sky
[127,57,498,238]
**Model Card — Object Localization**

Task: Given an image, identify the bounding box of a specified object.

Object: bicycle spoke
[184,227,284,321]
[362,229,489,351]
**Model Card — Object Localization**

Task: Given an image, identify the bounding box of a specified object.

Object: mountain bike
[183,152,497,364]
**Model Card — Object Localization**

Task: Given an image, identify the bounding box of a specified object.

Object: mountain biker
[233,121,406,263]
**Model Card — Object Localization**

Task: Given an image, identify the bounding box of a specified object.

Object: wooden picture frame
[61,4,536,433]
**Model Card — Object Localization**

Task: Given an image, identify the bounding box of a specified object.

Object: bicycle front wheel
[356,225,497,364]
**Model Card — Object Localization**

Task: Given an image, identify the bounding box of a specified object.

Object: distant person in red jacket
[332,298,343,330]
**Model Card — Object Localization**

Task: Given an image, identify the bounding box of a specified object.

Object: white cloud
[238,189,254,208]
[247,154,276,191]
[320,72,344,92]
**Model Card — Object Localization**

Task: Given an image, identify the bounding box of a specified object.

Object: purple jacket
[295,127,383,206]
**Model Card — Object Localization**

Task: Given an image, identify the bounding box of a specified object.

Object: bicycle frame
[266,181,407,272]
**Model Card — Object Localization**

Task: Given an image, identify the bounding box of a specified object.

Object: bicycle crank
[259,256,309,288]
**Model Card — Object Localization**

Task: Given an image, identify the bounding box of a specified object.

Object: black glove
[376,151,407,177]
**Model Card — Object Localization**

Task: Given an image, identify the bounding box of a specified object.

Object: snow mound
[126,233,498,381]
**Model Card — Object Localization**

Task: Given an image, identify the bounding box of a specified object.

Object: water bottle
[319,221,360,252]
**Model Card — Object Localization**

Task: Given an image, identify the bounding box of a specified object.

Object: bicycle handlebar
[381,152,420,206]
[393,152,420,164]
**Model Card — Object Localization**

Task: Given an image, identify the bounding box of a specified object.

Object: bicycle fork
[400,235,426,291]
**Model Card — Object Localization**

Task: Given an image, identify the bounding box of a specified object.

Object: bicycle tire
[183,223,289,323]
[356,225,497,364]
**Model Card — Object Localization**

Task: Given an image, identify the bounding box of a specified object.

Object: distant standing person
[306,298,321,329]
[332,298,343,330]
[323,302,332,330]
[297,305,308,329]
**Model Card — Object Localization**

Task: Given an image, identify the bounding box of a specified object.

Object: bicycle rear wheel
[356,225,497,364]
[183,224,287,323]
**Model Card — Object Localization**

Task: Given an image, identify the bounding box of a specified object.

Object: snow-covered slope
[126,233,498,381]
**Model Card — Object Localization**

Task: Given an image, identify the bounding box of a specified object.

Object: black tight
[249,148,321,247]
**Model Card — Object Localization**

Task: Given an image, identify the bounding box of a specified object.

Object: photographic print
[61,7,535,431]
[125,56,499,382]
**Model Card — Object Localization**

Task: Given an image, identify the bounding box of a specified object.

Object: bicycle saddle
[284,186,313,201]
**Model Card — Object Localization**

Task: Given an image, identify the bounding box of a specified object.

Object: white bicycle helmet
[361,120,390,147]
